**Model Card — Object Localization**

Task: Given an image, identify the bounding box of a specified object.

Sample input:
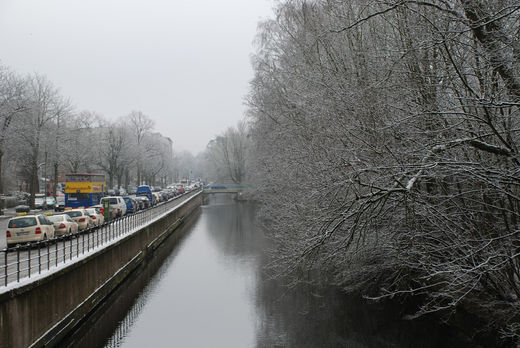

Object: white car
[6,214,56,247]
[99,196,127,218]
[85,208,105,225]
[47,214,79,236]
[63,209,93,230]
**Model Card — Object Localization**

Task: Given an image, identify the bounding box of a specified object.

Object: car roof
[10,214,40,220]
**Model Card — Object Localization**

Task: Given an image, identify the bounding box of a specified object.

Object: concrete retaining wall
[0,192,202,348]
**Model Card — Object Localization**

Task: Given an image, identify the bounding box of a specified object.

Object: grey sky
[0,0,273,154]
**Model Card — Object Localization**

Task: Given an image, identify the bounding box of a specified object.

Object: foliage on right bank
[247,0,520,340]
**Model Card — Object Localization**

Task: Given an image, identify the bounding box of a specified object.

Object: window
[65,211,82,218]
[48,215,62,223]
[69,193,90,201]
[8,217,37,228]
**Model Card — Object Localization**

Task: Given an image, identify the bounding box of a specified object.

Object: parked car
[34,194,47,209]
[9,191,29,205]
[47,214,79,236]
[122,196,136,214]
[63,209,93,230]
[85,208,105,225]
[153,192,161,204]
[15,205,30,213]
[54,194,65,212]
[133,196,144,210]
[46,196,56,208]
[91,204,115,219]
[99,196,127,217]
[135,196,150,209]
[6,213,55,247]
[136,185,155,206]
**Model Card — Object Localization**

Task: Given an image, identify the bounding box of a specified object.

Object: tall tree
[128,110,154,186]
[20,74,62,208]
[0,66,27,197]
[247,0,520,339]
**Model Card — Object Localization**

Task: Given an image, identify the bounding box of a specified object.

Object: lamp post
[44,151,47,209]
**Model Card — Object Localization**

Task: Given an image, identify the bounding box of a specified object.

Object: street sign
[103,199,110,222]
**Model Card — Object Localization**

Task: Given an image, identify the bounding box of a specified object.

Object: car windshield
[86,209,96,214]
[8,217,37,228]
[47,215,64,222]
[64,211,82,218]
[35,197,45,203]
[109,198,118,204]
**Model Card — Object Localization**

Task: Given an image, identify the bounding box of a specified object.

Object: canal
[60,195,481,348]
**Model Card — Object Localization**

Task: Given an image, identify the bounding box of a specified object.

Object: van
[99,196,127,217]
[136,185,155,206]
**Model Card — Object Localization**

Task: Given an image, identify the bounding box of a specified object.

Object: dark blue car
[122,196,137,214]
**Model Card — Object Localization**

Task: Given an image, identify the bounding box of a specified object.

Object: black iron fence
[0,190,200,287]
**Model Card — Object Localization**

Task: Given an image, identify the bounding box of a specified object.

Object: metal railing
[0,190,199,288]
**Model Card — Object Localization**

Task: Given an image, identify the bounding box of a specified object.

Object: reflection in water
[61,195,479,348]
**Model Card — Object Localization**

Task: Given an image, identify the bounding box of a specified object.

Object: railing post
[38,242,41,274]
[47,242,50,270]
[55,241,58,267]
[4,249,8,286]
[28,246,31,278]
[63,237,66,264]
[16,246,20,282]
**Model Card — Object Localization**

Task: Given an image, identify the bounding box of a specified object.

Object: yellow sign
[65,181,105,193]
[65,182,92,193]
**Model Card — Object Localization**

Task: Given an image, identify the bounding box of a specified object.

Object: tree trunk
[29,163,38,209]
[117,173,123,189]
[124,169,130,190]
[53,162,58,198]
[0,150,4,195]
[137,163,141,186]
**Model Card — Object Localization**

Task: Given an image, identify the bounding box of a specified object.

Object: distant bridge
[202,184,246,194]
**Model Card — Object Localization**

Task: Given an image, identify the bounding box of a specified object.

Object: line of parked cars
[5,205,105,248]
[5,185,189,248]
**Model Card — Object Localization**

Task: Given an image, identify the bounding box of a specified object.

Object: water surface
[63,195,480,348]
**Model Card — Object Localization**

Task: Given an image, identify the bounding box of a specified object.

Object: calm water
[62,195,483,348]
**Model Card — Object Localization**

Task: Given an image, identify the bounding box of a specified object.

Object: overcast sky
[0,0,274,154]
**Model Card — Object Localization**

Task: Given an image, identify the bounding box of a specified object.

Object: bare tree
[128,110,154,185]
[247,0,520,340]
[18,74,62,208]
[0,66,27,198]
[206,121,249,184]
[96,122,127,189]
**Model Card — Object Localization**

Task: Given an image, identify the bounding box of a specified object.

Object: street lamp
[37,152,48,209]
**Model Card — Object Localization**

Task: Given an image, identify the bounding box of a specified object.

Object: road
[0,191,198,287]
